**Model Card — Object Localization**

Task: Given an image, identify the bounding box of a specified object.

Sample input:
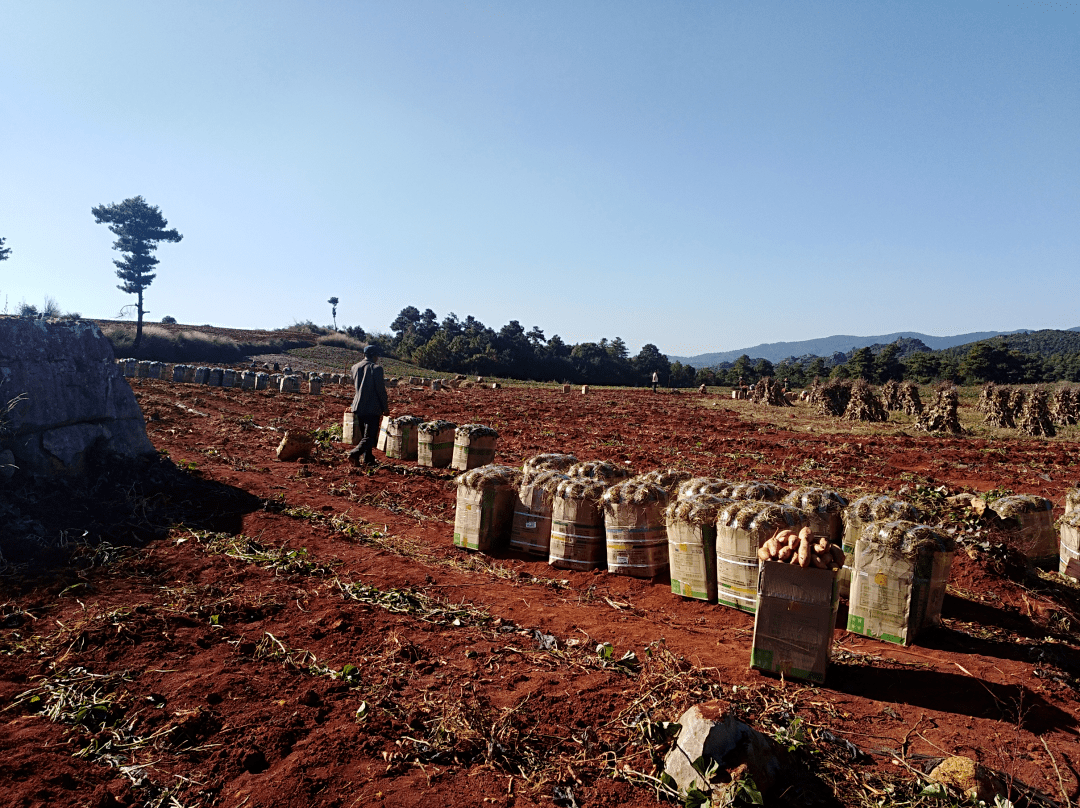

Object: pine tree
[92,196,182,349]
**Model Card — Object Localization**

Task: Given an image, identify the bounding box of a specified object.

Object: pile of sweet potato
[758,527,845,570]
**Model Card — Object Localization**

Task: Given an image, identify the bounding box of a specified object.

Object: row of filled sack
[453,453,1067,570]
[451,456,1077,652]
[355,415,499,470]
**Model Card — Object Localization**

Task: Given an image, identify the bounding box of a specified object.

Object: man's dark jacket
[350,359,388,415]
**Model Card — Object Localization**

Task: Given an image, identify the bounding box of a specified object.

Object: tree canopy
[92,196,182,349]
[382,305,672,386]
[0,237,10,262]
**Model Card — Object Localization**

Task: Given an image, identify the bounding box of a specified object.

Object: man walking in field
[652,370,659,393]
[347,344,390,466]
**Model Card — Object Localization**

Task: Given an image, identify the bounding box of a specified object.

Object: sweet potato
[830,545,846,566]
[797,536,811,567]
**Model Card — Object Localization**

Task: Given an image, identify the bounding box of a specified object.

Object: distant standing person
[347,345,389,466]
[651,370,659,393]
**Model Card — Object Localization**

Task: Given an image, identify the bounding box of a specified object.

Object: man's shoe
[362,453,377,466]
[347,453,361,467]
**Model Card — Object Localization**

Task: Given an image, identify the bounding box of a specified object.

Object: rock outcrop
[663,703,787,803]
[0,317,155,475]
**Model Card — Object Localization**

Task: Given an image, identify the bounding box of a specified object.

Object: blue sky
[2,1,1077,357]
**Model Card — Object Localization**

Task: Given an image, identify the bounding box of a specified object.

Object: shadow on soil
[0,452,263,590]
[928,595,1080,682]
[829,663,1075,735]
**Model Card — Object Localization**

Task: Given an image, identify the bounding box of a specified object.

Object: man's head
[363,344,380,360]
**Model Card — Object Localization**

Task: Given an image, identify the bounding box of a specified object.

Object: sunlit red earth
[3,362,1080,807]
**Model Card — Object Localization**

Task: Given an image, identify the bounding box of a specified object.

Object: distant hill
[936,329,1080,360]
[669,329,1038,368]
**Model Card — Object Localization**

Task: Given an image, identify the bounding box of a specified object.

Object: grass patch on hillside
[281,346,565,388]
[105,324,312,364]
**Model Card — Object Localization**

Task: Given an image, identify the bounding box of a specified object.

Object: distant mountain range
[668,328,1080,368]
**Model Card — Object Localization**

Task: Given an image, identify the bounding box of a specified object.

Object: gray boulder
[663,703,787,803]
[0,318,156,475]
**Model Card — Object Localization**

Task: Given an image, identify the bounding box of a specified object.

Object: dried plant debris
[665,494,735,526]
[751,377,792,407]
[601,478,669,508]
[566,460,632,483]
[1009,388,1027,415]
[758,526,845,569]
[845,494,920,524]
[783,487,848,514]
[880,379,902,411]
[980,383,1016,429]
[418,419,457,434]
[1067,489,1080,514]
[915,385,962,434]
[553,477,609,502]
[717,500,810,534]
[990,494,1053,520]
[717,481,789,502]
[898,381,923,416]
[455,464,520,490]
[859,519,955,557]
[633,468,693,495]
[809,379,853,417]
[1051,386,1080,426]
[1058,509,1080,530]
[455,423,499,439]
[676,476,729,500]
[389,414,424,428]
[1016,388,1056,437]
[522,453,578,480]
[518,470,570,505]
[842,379,888,422]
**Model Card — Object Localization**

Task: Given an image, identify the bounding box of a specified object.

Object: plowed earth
[4,374,1080,808]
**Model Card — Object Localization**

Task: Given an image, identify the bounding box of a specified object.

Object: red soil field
[3,371,1080,808]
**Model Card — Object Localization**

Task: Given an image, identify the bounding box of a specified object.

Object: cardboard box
[549,497,605,570]
[604,501,668,578]
[716,502,812,614]
[385,421,419,461]
[1059,512,1080,579]
[452,484,515,552]
[510,506,552,556]
[667,520,717,602]
[376,415,390,453]
[417,426,455,468]
[716,527,761,614]
[846,538,952,646]
[509,474,563,557]
[750,561,839,684]
[990,496,1057,566]
[451,435,497,471]
[342,410,361,445]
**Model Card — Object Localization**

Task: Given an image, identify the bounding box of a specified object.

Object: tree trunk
[134,289,145,350]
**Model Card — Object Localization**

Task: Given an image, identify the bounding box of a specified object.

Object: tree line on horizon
[345,306,677,386]
[348,307,1080,388]
[721,337,1080,389]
